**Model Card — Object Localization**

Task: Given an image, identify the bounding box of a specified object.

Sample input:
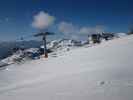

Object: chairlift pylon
[34,32,54,58]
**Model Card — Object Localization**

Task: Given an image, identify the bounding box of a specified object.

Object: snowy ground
[0,35,133,100]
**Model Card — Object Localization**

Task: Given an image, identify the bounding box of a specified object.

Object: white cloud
[79,25,105,34]
[58,21,105,36]
[58,22,79,35]
[79,27,91,34]
[5,18,9,22]
[32,11,55,30]
[95,25,106,33]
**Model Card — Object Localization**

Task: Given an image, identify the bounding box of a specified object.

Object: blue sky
[0,0,132,41]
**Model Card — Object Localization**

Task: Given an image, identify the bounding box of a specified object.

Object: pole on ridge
[34,32,54,58]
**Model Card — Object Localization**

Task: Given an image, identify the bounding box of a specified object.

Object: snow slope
[0,35,133,100]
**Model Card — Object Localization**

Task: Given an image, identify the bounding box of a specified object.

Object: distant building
[101,32,115,40]
[89,33,102,44]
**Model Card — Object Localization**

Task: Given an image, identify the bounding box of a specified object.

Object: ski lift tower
[20,36,25,50]
[34,32,54,58]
